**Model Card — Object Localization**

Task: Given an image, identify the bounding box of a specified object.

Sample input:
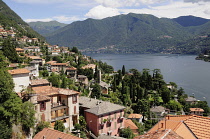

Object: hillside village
[1,23,210,139]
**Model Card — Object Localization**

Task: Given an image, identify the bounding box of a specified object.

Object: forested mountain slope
[46,13,210,54]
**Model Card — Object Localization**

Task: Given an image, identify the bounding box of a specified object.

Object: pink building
[79,97,125,137]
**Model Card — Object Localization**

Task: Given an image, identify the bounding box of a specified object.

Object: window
[40,101,46,111]
[72,95,77,103]
[74,106,76,114]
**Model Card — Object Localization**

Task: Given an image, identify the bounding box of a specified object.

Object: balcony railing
[51,114,69,122]
[51,103,68,111]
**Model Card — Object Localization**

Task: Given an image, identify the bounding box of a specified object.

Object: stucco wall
[12,73,29,92]
[85,110,125,136]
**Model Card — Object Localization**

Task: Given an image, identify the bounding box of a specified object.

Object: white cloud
[93,0,169,8]
[85,5,120,19]
[12,0,68,4]
[184,0,210,2]
[53,16,82,23]
[25,15,83,23]
[25,18,53,22]
[119,1,210,19]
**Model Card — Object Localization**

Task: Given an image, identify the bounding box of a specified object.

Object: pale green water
[87,53,210,104]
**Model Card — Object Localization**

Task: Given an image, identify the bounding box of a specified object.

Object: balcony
[51,115,69,122]
[51,102,68,111]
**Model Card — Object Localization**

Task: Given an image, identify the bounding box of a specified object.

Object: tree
[60,76,67,89]
[79,116,87,129]
[0,66,22,138]
[91,83,101,99]
[2,39,20,63]
[21,101,36,134]
[71,47,79,53]
[48,73,60,87]
[35,121,50,134]
[54,120,65,132]
[160,86,171,104]
[122,65,125,76]
[0,120,12,139]
[120,127,135,139]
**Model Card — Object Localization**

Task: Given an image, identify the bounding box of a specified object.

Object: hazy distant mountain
[46,13,210,54]
[0,0,44,40]
[173,15,210,27]
[28,21,67,36]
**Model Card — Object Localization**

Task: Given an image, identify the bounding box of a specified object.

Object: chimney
[161,123,164,128]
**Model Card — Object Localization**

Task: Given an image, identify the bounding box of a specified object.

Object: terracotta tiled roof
[81,64,96,69]
[51,63,67,66]
[134,129,184,139]
[27,56,42,60]
[124,119,138,130]
[46,61,57,65]
[66,67,77,70]
[148,115,210,139]
[128,114,143,119]
[8,68,30,75]
[190,108,204,112]
[37,95,51,101]
[33,128,82,139]
[32,86,79,96]
[8,63,18,68]
[30,79,50,86]
[15,48,24,51]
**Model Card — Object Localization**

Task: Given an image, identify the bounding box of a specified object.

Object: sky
[2,0,210,24]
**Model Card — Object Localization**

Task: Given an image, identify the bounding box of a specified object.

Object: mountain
[0,0,44,40]
[173,15,210,27]
[46,13,199,54]
[28,21,67,36]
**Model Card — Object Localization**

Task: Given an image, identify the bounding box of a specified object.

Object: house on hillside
[50,63,68,73]
[8,68,30,92]
[147,115,210,139]
[15,48,24,54]
[66,67,77,79]
[77,75,88,85]
[31,85,80,131]
[33,128,82,139]
[99,81,110,94]
[185,96,197,105]
[190,108,204,116]
[79,96,125,137]
[124,119,139,135]
[128,114,143,124]
[27,56,44,65]
[150,106,167,117]
[81,64,96,73]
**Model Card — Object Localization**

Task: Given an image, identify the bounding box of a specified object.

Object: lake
[86,53,210,105]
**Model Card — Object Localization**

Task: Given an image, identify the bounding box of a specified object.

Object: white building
[8,68,30,92]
